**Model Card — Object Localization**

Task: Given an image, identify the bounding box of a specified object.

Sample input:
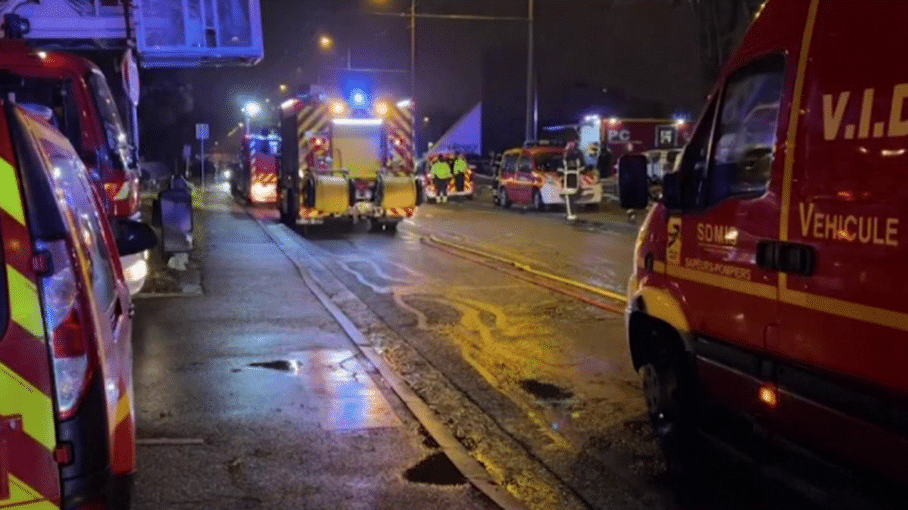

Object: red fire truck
[233,130,280,205]
[278,94,419,233]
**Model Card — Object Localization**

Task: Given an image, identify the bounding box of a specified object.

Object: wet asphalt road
[131,188,821,509]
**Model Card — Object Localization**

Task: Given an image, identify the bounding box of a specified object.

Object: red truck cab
[0,40,140,221]
[620,0,908,503]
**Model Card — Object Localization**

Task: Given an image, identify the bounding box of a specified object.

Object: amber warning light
[759,384,779,409]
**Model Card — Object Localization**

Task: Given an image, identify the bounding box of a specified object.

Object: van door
[500,151,519,202]
[515,153,535,203]
[773,3,908,482]
[668,54,786,408]
[25,113,137,480]
[0,103,61,508]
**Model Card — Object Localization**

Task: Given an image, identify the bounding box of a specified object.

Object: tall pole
[524,0,535,142]
[410,0,418,154]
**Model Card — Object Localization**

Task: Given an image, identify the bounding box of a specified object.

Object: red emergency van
[619,0,908,502]
[0,40,140,221]
[0,102,155,508]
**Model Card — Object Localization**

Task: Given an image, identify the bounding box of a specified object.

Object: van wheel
[492,186,501,206]
[499,187,512,209]
[107,473,133,510]
[368,220,385,233]
[384,221,399,234]
[533,189,547,212]
[641,348,707,492]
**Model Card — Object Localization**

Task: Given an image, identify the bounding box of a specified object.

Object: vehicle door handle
[756,240,817,277]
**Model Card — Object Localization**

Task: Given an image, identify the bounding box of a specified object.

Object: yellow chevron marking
[0,363,55,450]
[1,476,56,509]
[115,391,132,426]
[0,159,25,226]
[7,267,43,338]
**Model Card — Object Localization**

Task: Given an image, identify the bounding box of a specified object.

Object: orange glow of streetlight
[319,35,334,50]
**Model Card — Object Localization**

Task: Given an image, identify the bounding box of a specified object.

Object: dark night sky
[141,0,707,159]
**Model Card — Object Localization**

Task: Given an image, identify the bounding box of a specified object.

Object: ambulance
[619,0,908,500]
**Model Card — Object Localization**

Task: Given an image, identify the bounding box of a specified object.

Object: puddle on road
[520,379,574,401]
[243,350,401,431]
[404,452,467,485]
[248,360,295,371]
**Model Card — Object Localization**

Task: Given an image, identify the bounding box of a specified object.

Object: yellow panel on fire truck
[382,176,417,209]
[313,175,350,214]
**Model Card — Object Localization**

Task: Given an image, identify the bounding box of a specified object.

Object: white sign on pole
[196,123,210,141]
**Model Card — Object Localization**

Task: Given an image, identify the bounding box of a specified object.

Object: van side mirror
[116,220,158,256]
[662,172,681,210]
[618,154,649,209]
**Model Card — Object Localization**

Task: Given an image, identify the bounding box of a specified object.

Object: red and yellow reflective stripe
[0,149,60,505]
[7,267,43,339]
[1,476,57,510]
[0,159,25,226]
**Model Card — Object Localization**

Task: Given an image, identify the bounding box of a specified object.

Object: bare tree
[688,0,764,84]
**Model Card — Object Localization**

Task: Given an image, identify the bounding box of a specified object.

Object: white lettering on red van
[823,83,908,141]
[798,202,898,246]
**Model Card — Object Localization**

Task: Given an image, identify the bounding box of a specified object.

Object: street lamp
[319,35,334,50]
[242,101,262,135]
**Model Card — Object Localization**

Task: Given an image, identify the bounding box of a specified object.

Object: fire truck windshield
[0,74,80,150]
[87,70,133,167]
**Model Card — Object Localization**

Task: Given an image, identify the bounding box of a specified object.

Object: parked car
[0,101,155,508]
[493,143,602,211]
[619,0,908,503]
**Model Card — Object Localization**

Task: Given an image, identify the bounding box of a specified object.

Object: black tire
[107,473,133,509]
[492,185,501,206]
[280,186,299,225]
[533,189,547,212]
[499,187,512,209]
[640,344,706,491]
[383,221,399,234]
[368,220,385,233]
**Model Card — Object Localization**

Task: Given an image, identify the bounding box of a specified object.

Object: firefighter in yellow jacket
[453,152,469,194]
[430,156,453,203]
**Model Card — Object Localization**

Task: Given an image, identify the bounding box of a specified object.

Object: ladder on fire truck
[0,0,263,66]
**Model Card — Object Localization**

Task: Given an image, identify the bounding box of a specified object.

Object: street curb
[251,216,532,510]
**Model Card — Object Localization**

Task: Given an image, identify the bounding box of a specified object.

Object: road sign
[196,123,210,141]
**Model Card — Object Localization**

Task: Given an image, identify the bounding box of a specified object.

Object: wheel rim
[534,191,542,210]
[642,364,663,417]
[642,363,678,441]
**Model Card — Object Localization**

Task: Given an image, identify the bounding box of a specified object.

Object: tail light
[36,239,91,420]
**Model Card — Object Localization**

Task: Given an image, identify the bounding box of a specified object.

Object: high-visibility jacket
[453,158,468,175]
[431,160,453,179]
